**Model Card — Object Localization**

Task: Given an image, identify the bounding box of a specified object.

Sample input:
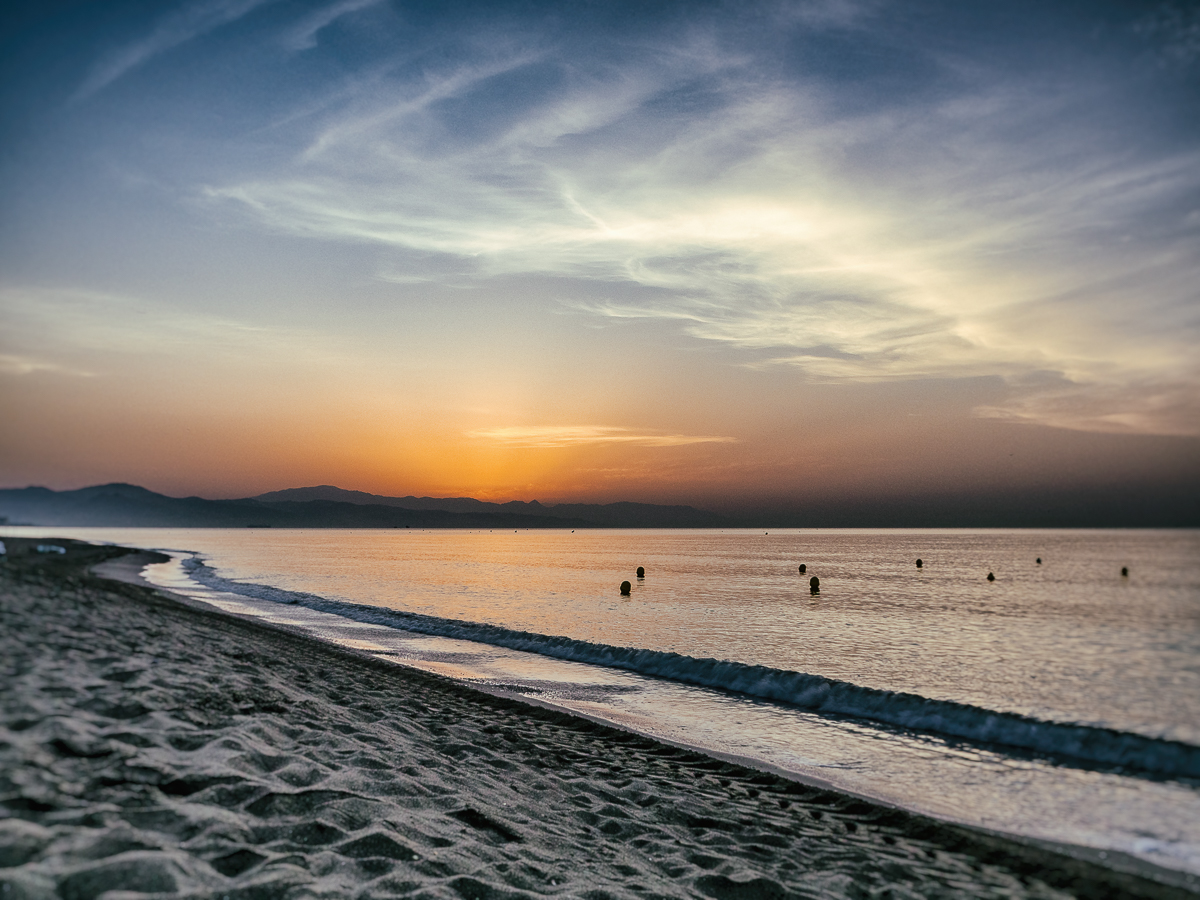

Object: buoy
[620,581,632,595]
[915,559,923,568]
[987,572,995,582]
[1036,557,1042,564]
[809,575,820,593]
[636,566,645,578]
[1121,566,1129,577]
[798,564,807,574]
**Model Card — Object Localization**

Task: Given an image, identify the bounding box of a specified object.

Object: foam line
[181,558,1200,779]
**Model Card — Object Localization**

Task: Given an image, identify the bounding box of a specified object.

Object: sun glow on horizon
[1,0,1197,513]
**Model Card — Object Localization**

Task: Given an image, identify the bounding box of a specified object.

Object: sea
[5,526,1199,878]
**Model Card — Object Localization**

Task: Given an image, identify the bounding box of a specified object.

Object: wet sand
[1,538,1194,899]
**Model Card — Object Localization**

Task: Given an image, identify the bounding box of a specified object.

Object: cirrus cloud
[466,426,738,448]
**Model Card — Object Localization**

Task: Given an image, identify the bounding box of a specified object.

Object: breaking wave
[181,557,1200,780]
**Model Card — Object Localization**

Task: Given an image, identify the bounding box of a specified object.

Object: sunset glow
[1,0,1197,517]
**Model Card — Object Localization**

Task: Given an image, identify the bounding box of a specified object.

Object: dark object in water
[915,559,923,568]
[987,572,995,582]
[620,581,631,595]
[798,564,807,574]
[1121,566,1129,577]
[809,575,820,593]
[636,566,645,578]
[1036,557,1042,564]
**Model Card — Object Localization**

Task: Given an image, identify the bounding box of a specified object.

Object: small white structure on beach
[36,544,66,554]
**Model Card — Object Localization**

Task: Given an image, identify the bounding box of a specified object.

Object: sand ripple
[1,540,1191,899]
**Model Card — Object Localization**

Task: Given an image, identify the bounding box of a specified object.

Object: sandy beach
[1,539,1194,899]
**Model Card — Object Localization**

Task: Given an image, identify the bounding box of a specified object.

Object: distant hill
[0,484,280,528]
[254,485,500,514]
[0,483,729,529]
[254,485,728,527]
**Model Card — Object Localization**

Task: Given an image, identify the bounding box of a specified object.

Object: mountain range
[0,483,729,529]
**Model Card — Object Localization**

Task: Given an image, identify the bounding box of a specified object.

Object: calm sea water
[6,526,1199,878]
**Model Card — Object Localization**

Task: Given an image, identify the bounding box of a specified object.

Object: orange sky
[1,0,1198,518]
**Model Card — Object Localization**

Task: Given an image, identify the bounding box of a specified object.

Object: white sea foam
[183,557,1200,780]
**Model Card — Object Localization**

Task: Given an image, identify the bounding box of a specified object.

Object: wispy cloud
[0,286,356,372]
[976,377,1200,437]
[1134,2,1200,69]
[76,0,277,99]
[195,9,1199,436]
[467,426,738,448]
[281,0,384,52]
[0,354,94,378]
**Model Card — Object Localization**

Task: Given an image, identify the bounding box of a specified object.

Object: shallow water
[6,526,1200,876]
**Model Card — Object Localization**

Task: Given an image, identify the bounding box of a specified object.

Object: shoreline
[166,547,1200,782]
[2,537,1196,898]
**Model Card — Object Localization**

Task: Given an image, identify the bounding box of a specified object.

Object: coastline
[2,538,1195,899]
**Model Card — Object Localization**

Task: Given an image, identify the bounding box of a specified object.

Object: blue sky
[1,0,1197,513]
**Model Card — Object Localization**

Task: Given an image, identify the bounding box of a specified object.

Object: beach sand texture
[1,539,1192,899]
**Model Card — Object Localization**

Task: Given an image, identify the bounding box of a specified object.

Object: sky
[1,0,1198,521]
